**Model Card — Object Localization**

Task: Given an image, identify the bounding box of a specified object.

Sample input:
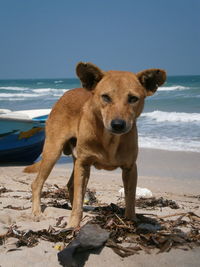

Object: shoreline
[137,147,200,180]
[55,147,200,179]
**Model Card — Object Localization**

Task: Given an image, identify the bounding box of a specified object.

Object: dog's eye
[128,95,139,104]
[101,94,112,103]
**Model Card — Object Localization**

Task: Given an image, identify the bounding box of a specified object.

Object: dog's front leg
[122,163,138,220]
[68,159,90,228]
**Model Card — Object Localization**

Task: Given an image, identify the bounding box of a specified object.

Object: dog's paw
[67,218,80,229]
[31,209,42,222]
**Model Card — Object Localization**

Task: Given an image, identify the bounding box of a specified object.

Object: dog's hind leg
[31,138,63,219]
[67,156,76,206]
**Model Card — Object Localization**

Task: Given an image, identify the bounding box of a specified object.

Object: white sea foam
[0,88,69,100]
[0,93,39,98]
[32,88,67,94]
[0,86,27,91]
[141,111,200,123]
[158,85,189,91]
[139,136,200,152]
[54,80,63,84]
[0,98,25,101]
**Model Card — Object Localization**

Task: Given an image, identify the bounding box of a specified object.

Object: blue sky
[0,0,200,78]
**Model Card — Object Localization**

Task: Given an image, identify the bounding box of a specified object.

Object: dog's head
[76,62,166,135]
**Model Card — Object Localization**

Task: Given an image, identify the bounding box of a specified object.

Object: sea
[0,76,200,153]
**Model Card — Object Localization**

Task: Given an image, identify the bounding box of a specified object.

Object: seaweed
[0,225,74,248]
[41,184,69,200]
[136,197,179,209]
[0,186,12,195]
[90,204,200,257]
[3,205,30,210]
[0,194,199,259]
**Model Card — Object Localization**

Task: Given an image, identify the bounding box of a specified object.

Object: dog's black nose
[111,119,126,133]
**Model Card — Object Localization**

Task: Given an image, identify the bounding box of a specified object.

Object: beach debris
[41,184,69,200]
[55,216,68,229]
[47,200,70,210]
[136,187,153,198]
[0,184,199,261]
[57,223,109,267]
[0,205,199,259]
[136,197,179,210]
[84,189,97,205]
[119,187,153,199]
[0,186,12,195]
[3,205,30,210]
[90,204,200,257]
[0,225,74,248]
[42,185,97,208]
[54,243,65,251]
[3,237,21,252]
[184,194,200,201]
[56,216,66,227]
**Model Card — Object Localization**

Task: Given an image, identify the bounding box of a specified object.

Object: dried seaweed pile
[41,184,69,200]
[0,186,12,195]
[1,202,200,257]
[42,185,97,209]
[40,184,70,210]
[0,185,199,258]
[136,197,179,209]
[0,225,74,249]
[91,203,200,257]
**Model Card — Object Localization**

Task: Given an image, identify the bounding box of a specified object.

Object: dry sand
[0,148,199,267]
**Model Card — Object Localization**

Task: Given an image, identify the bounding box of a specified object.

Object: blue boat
[0,109,51,164]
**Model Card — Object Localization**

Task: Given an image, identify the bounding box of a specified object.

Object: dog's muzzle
[110,119,127,134]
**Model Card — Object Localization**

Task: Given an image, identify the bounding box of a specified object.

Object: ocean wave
[0,93,40,98]
[0,98,25,101]
[158,85,189,91]
[32,88,67,94]
[141,111,200,123]
[54,80,63,84]
[139,136,200,152]
[0,88,68,100]
[0,86,27,91]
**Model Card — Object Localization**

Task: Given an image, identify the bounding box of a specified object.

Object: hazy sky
[0,0,200,79]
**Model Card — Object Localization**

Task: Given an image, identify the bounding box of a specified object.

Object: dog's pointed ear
[137,69,166,96]
[76,62,104,90]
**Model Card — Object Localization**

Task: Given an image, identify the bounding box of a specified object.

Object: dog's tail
[23,160,41,173]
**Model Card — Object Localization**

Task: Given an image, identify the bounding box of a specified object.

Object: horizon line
[0,73,200,81]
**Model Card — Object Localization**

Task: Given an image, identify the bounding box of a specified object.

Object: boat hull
[0,139,44,163]
[0,110,49,164]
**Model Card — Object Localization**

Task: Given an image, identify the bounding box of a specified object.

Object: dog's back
[24,88,91,173]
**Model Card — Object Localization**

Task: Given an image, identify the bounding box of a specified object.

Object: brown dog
[25,62,166,228]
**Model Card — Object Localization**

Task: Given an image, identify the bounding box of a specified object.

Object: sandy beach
[0,148,200,267]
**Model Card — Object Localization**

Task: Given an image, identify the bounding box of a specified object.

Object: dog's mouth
[109,128,129,135]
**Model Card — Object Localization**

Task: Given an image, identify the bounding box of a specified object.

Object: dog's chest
[102,133,120,160]
[93,132,124,170]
